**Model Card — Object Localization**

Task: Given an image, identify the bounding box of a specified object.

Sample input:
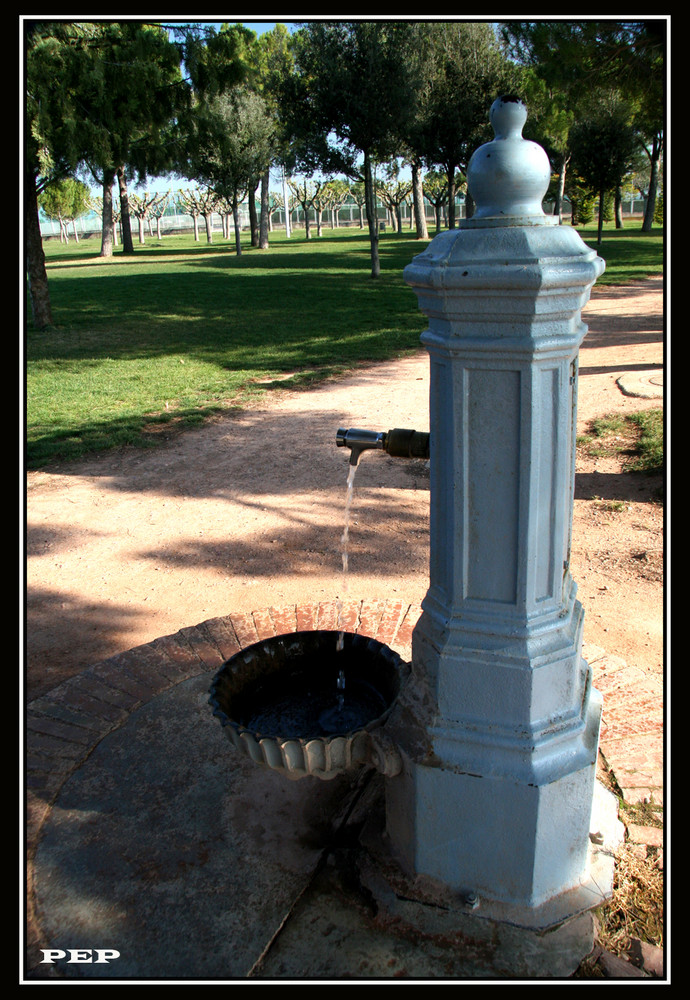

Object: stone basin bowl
[208,630,407,780]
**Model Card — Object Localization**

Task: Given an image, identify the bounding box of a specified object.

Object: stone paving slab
[24,598,417,974]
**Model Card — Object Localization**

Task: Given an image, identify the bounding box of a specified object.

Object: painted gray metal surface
[385,96,608,916]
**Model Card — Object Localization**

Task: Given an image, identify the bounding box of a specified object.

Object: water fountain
[209,96,623,976]
[209,630,406,780]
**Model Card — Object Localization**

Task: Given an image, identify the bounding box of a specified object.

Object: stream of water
[335,462,358,652]
[244,458,387,738]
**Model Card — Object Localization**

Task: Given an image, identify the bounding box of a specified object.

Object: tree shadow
[574,469,663,503]
[579,361,663,376]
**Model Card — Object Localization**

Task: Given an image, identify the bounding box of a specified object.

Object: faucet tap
[336,427,386,466]
[336,427,430,466]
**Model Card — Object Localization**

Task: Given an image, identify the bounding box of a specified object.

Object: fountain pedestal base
[360,775,623,978]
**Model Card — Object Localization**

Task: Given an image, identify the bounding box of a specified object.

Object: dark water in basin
[244,676,388,739]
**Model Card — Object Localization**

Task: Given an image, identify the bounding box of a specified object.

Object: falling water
[336,463,358,651]
[336,667,346,710]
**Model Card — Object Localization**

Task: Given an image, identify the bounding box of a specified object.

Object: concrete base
[359,778,624,978]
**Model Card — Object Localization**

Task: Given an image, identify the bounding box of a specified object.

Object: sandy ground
[25,277,664,702]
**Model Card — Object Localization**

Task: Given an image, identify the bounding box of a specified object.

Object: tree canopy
[282,21,421,275]
[409,22,520,227]
[500,19,665,229]
[25,20,252,325]
[183,86,276,254]
[26,18,667,327]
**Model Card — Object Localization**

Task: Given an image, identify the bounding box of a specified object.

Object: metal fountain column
[384,96,609,918]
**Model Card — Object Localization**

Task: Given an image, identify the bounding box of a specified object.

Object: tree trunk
[597,187,605,245]
[642,139,661,232]
[615,187,624,228]
[204,213,213,243]
[26,170,54,329]
[259,170,270,249]
[117,166,134,254]
[249,179,259,247]
[411,161,428,239]
[99,170,115,258]
[555,153,569,224]
[395,205,403,234]
[232,194,242,255]
[363,152,380,277]
[447,166,456,229]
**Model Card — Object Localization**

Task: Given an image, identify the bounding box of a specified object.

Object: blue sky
[186,20,297,35]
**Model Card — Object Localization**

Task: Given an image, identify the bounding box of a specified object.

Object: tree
[422,169,451,233]
[409,22,519,227]
[409,158,429,239]
[149,192,170,239]
[254,24,295,248]
[25,20,251,327]
[128,191,168,243]
[26,22,94,327]
[288,177,325,239]
[569,91,638,244]
[177,187,218,242]
[186,87,274,255]
[500,20,665,229]
[348,182,367,229]
[38,177,91,242]
[514,68,575,222]
[379,163,412,233]
[284,22,419,276]
[267,189,288,232]
[61,22,185,256]
[499,22,587,223]
[323,179,351,228]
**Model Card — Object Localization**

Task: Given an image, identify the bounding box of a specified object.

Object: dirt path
[25,278,664,702]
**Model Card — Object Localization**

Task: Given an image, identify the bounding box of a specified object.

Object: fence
[40,197,650,240]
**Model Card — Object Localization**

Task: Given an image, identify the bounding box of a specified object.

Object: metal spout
[336,428,386,466]
[336,427,430,465]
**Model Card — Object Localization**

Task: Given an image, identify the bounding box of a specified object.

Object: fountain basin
[208,631,407,780]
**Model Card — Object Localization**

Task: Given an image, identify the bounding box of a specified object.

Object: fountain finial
[463,95,556,227]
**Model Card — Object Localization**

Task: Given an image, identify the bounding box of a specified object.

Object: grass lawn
[573,222,665,286]
[25,221,663,468]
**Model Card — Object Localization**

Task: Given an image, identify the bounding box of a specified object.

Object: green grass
[571,221,664,286]
[26,223,663,468]
[578,408,664,474]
